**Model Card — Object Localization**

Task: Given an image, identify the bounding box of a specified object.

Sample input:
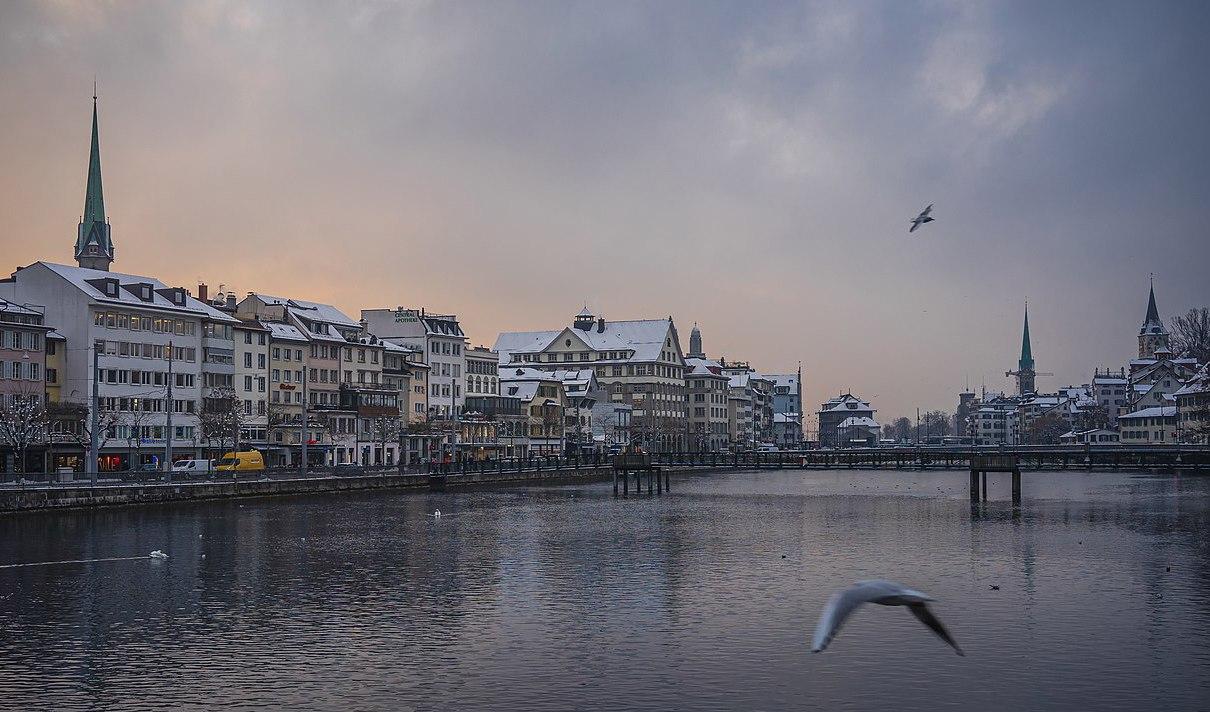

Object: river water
[1,469,1208,711]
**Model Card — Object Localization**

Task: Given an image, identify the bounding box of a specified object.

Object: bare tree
[1025,412,1068,445]
[47,400,117,472]
[921,410,953,439]
[200,387,244,458]
[890,417,913,442]
[0,394,47,474]
[1169,307,1210,365]
[366,416,402,466]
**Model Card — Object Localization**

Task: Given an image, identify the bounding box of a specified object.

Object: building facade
[494,308,687,452]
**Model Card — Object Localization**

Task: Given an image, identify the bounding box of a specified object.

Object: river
[1,469,1208,711]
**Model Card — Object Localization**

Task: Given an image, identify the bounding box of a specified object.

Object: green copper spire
[75,91,114,270]
[1019,304,1034,370]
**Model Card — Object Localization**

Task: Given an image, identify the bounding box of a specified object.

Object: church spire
[1143,276,1161,327]
[1019,303,1034,370]
[1138,275,1170,359]
[75,90,114,270]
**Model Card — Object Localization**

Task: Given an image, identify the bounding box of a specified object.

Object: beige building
[494,307,687,452]
[685,357,730,452]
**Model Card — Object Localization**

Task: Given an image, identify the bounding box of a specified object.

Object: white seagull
[149,550,169,560]
[909,204,935,233]
[432,509,442,519]
[811,579,963,655]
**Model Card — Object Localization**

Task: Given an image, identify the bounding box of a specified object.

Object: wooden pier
[969,454,1022,504]
[613,453,669,497]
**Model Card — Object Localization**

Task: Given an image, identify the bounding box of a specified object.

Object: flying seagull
[811,579,963,655]
[909,204,935,233]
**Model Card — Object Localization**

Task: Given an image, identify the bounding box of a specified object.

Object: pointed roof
[1019,305,1034,369]
[75,95,114,262]
[1144,279,1161,326]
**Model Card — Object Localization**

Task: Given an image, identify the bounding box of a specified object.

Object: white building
[0,262,238,470]
[1119,405,1178,445]
[363,308,468,419]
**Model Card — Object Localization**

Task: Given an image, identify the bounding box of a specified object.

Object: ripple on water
[1,469,1209,711]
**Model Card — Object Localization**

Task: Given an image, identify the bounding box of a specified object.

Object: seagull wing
[812,584,879,652]
[909,220,921,233]
[921,203,933,216]
[907,602,964,656]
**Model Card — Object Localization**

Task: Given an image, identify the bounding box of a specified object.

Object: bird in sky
[909,204,935,233]
[811,579,963,655]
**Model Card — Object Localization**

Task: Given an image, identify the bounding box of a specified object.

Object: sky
[2,0,1208,427]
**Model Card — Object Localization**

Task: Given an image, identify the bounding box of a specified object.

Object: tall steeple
[1019,305,1034,372]
[1138,276,1169,359]
[688,323,704,359]
[75,89,114,271]
[1005,303,1037,395]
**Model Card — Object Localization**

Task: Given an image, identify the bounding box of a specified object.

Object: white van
[171,459,213,475]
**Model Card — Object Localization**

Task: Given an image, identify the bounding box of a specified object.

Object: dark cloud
[1,0,1208,420]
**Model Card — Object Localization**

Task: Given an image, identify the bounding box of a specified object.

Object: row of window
[0,330,42,351]
[104,425,196,441]
[510,349,634,364]
[98,369,196,388]
[0,360,40,381]
[94,310,198,336]
[99,397,197,413]
[99,340,198,362]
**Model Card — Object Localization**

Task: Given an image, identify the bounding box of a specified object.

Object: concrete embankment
[0,465,632,513]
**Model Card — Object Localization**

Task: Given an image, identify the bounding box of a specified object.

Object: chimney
[226,293,237,309]
[198,283,208,302]
[359,317,369,336]
[597,317,605,333]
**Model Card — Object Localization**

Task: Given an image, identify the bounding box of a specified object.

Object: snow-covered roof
[252,293,360,327]
[838,416,879,429]
[773,412,801,423]
[1119,406,1177,419]
[685,356,725,377]
[0,299,42,317]
[728,372,750,388]
[33,261,238,323]
[819,393,874,413]
[494,318,675,364]
[1173,366,1210,397]
[765,373,799,389]
[265,322,307,342]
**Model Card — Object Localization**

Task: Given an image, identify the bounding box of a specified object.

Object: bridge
[644,445,1210,473]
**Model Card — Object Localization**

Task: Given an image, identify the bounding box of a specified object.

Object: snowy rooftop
[265,322,307,342]
[32,262,238,323]
[252,293,360,327]
[494,318,674,363]
[837,416,879,429]
[1119,405,1177,419]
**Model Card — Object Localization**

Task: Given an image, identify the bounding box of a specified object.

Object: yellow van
[215,450,265,472]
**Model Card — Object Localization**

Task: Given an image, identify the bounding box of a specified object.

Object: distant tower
[75,91,114,271]
[573,304,595,331]
[1138,278,1170,359]
[688,323,704,358]
[1005,304,1036,395]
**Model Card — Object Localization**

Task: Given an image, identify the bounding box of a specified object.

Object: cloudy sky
[2,1,1208,425]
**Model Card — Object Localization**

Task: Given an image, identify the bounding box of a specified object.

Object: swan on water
[811,579,963,655]
[149,550,169,560]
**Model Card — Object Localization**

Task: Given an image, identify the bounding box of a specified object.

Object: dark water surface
[2,470,1209,711]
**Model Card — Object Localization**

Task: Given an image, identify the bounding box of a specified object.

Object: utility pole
[915,407,920,445]
[165,341,174,481]
[89,341,100,485]
[301,367,308,475]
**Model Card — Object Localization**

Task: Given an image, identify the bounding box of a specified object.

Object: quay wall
[0,465,656,513]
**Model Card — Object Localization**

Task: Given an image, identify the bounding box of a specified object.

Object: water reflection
[1,469,1209,711]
